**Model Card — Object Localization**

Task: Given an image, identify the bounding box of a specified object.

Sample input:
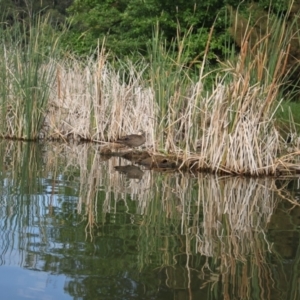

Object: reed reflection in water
[0,140,299,300]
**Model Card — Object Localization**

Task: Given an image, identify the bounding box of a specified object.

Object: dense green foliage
[1,0,298,62]
[67,0,231,59]
[0,0,71,23]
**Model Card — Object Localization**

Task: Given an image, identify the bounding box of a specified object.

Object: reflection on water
[0,141,299,299]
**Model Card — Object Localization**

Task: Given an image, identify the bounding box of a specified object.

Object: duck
[115,130,146,148]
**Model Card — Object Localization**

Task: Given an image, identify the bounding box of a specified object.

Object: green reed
[148,25,202,153]
[0,13,62,140]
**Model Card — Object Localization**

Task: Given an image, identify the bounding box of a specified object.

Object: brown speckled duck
[115,130,146,148]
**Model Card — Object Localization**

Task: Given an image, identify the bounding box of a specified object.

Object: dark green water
[0,141,299,300]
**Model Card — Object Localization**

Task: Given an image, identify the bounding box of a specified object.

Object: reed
[183,6,300,175]
[148,25,195,152]
[43,15,299,175]
[144,8,300,174]
[46,52,155,144]
[0,13,61,140]
[0,7,299,174]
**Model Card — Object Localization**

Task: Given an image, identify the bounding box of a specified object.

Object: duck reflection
[114,165,144,180]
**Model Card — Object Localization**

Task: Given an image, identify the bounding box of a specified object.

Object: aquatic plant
[0,13,62,140]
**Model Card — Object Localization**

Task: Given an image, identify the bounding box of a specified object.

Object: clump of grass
[46,52,154,144]
[183,5,299,175]
[148,25,196,152]
[43,10,298,175]
[38,6,300,175]
[145,9,299,175]
[0,13,61,140]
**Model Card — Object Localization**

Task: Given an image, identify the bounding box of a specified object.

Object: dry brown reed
[42,46,300,175]
[46,55,155,145]
[192,70,282,175]
[182,7,300,175]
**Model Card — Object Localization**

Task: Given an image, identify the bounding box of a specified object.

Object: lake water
[0,141,299,300]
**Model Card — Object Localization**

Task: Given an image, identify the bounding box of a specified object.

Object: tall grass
[0,13,61,139]
[148,25,200,153]
[48,54,154,143]
[145,6,300,174]
[30,12,300,174]
[0,7,299,174]
[185,5,300,175]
